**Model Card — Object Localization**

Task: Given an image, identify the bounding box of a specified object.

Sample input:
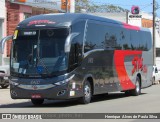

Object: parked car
[152,65,160,84]
[0,65,9,88]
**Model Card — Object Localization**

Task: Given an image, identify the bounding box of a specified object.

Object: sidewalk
[0,88,30,106]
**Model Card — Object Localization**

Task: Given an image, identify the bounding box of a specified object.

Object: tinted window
[84,22,104,52]
[130,30,141,50]
[72,20,85,44]
[39,29,68,58]
[84,21,151,52]
[69,21,86,67]
[11,28,69,76]
[130,30,151,51]
[84,21,130,52]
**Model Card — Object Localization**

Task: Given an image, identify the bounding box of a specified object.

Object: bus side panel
[141,51,153,88]
[114,49,153,91]
[81,50,123,95]
[114,50,142,91]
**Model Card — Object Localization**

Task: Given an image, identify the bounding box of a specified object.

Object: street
[0,84,160,122]
[0,84,160,113]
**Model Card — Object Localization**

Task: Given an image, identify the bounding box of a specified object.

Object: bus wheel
[79,80,92,104]
[31,99,44,105]
[131,77,141,96]
[125,90,131,96]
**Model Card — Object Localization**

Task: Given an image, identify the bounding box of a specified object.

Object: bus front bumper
[10,83,82,100]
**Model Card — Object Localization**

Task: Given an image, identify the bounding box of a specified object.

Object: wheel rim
[84,84,91,99]
[136,81,140,93]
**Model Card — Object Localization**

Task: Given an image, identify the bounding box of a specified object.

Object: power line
[140,3,152,10]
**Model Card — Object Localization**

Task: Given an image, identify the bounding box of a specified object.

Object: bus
[0,13,153,105]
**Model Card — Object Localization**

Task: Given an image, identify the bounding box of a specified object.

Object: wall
[6,2,20,57]
[128,12,142,27]
[19,5,32,21]
[0,0,6,65]
[142,19,153,28]
[32,7,58,16]
[0,20,3,65]
[0,0,6,19]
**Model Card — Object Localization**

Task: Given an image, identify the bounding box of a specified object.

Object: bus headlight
[55,74,75,86]
[9,80,19,86]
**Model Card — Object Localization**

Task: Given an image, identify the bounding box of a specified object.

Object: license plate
[31,94,42,99]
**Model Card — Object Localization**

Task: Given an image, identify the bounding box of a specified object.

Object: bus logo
[27,20,56,26]
[132,56,147,75]
[30,80,40,85]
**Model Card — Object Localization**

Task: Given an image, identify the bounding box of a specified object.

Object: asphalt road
[0,84,160,122]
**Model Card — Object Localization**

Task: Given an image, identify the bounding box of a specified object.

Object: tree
[155,1,159,11]
[75,0,90,13]
[75,0,128,13]
[155,1,159,16]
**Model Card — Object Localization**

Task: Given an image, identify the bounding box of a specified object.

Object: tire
[125,90,131,96]
[131,77,141,96]
[152,77,155,85]
[1,84,9,89]
[31,99,44,105]
[79,80,92,104]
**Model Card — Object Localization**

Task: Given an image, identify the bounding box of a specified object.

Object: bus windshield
[11,28,69,77]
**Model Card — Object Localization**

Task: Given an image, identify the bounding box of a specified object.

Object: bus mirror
[0,35,13,54]
[64,33,79,53]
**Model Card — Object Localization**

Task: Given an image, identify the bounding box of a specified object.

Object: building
[0,0,7,65]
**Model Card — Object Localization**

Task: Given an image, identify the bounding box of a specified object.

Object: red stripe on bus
[114,50,142,91]
[123,23,140,31]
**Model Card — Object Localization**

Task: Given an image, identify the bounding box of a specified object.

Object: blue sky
[91,0,160,17]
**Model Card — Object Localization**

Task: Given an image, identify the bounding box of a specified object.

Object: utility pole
[66,0,68,13]
[153,0,156,65]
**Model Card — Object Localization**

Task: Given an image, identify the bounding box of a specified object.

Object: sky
[91,0,160,17]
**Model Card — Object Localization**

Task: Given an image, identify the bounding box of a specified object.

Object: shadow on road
[0,92,146,108]
[0,87,10,89]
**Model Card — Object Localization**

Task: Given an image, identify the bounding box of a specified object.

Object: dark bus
[0,13,153,105]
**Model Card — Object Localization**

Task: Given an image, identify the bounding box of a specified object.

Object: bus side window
[69,43,79,71]
[70,20,85,68]
[84,22,103,52]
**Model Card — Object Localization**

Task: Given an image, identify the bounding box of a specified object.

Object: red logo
[132,56,147,75]
[27,20,55,26]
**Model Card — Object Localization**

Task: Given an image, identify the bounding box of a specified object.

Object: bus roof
[17,13,148,32]
[17,13,120,28]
